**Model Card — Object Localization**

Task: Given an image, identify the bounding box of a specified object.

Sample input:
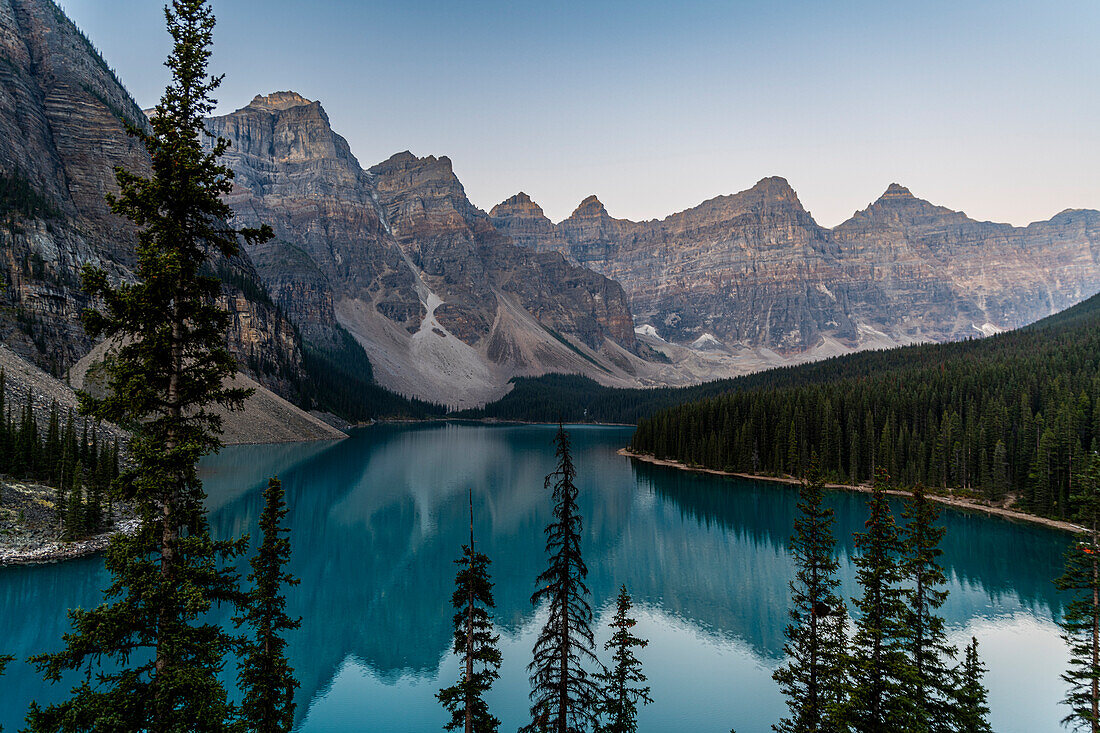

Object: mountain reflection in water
[0,423,1072,732]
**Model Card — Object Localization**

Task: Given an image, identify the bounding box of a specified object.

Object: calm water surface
[0,423,1073,731]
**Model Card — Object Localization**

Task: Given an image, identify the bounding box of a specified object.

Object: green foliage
[1056,451,1100,732]
[437,494,502,733]
[954,638,992,733]
[0,653,11,732]
[523,425,601,733]
[0,167,62,221]
[844,469,912,731]
[26,3,268,730]
[0,379,119,535]
[900,487,957,733]
[235,477,300,733]
[631,292,1100,519]
[298,326,445,421]
[457,373,742,425]
[594,586,651,733]
[773,456,848,733]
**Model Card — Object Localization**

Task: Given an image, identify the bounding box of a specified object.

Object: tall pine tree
[1057,451,1100,732]
[523,424,601,733]
[773,455,848,733]
[27,2,270,730]
[235,477,301,733]
[952,637,992,733]
[900,485,956,732]
[0,653,11,732]
[594,585,651,733]
[844,468,912,731]
[437,489,502,733]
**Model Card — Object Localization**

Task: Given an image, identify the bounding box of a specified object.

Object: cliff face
[207,94,641,407]
[205,91,419,352]
[367,152,636,350]
[0,0,306,397]
[492,179,1100,352]
[832,184,1100,337]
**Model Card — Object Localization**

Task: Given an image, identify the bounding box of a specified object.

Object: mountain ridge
[206,91,654,408]
[492,178,1100,352]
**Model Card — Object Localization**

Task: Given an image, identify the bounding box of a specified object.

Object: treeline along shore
[618,448,1088,534]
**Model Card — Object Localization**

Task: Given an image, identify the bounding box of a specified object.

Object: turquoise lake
[0,423,1074,731]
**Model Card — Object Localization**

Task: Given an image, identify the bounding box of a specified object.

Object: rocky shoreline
[618,449,1087,535]
[0,480,137,566]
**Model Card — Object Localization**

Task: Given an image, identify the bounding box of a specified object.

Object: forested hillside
[629,292,1100,518]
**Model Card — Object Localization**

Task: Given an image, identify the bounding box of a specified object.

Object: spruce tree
[437,489,502,733]
[64,465,85,541]
[26,2,270,731]
[952,637,992,733]
[235,477,300,733]
[900,485,956,732]
[773,455,848,733]
[844,467,912,731]
[1057,451,1100,732]
[594,585,651,733]
[0,653,12,732]
[523,424,601,733]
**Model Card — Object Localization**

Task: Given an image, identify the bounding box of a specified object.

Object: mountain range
[491,178,1100,354]
[204,92,648,408]
[0,0,1098,417]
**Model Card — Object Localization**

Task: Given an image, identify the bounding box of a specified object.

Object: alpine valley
[1,0,1100,422]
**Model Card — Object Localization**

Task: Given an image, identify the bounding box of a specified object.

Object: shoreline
[618,448,1087,535]
[371,417,637,428]
[0,518,139,566]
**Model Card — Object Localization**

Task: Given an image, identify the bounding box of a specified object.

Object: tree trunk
[559,508,570,733]
[466,489,475,733]
[1092,520,1098,733]
[465,578,474,733]
[154,301,183,731]
[809,554,819,726]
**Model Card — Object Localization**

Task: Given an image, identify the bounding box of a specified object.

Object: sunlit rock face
[493,179,1100,352]
[207,93,641,407]
[0,0,304,396]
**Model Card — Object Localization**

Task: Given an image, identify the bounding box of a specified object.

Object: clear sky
[59,0,1100,227]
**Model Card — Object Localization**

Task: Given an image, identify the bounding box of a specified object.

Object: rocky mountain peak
[749,176,799,202]
[846,182,968,229]
[570,194,609,219]
[882,182,914,199]
[247,91,315,111]
[490,192,547,221]
[373,151,453,176]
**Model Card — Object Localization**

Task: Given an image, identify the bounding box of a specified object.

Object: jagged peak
[749,176,797,198]
[490,192,547,219]
[376,151,452,171]
[570,194,608,219]
[880,182,915,200]
[247,91,315,111]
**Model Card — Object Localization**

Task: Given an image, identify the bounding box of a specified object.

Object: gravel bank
[0,480,136,565]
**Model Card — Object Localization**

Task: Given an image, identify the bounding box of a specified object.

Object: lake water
[0,423,1074,731]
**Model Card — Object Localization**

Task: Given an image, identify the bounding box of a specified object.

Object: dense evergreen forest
[467,291,1100,438]
[628,292,1100,518]
[0,370,121,537]
[456,373,745,424]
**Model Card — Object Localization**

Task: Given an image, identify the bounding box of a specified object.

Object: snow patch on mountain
[691,333,725,351]
[972,322,1004,337]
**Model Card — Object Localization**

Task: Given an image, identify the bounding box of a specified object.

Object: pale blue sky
[60,0,1100,227]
